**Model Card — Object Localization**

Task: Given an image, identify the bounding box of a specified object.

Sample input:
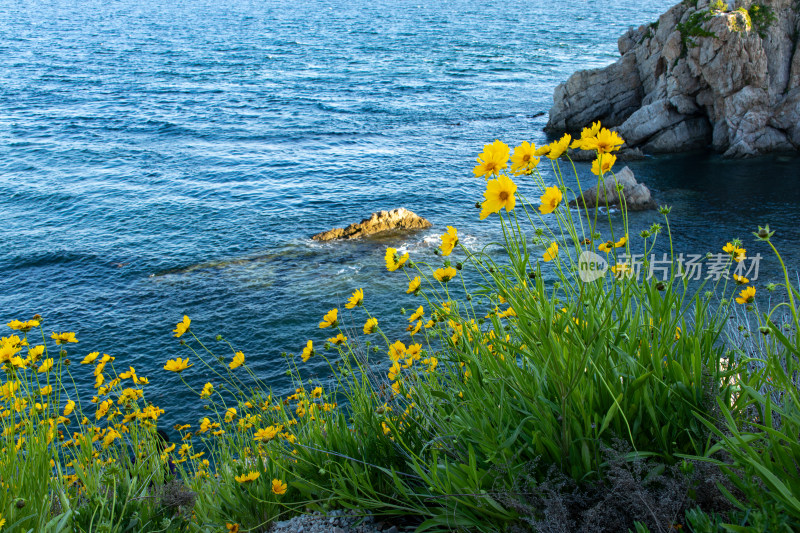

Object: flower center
[499,191,509,201]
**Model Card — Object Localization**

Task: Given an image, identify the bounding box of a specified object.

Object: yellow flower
[406,276,421,294]
[164,357,192,373]
[388,340,406,362]
[538,186,563,214]
[543,242,559,262]
[95,399,113,420]
[8,319,40,333]
[433,267,458,283]
[733,274,749,284]
[225,408,237,423]
[510,141,541,175]
[255,425,281,442]
[408,305,424,322]
[479,175,517,220]
[39,385,53,396]
[735,286,756,305]
[546,134,571,159]
[229,351,245,369]
[598,234,627,252]
[81,352,99,364]
[38,358,54,373]
[51,332,78,345]
[345,288,363,309]
[301,340,315,362]
[590,153,616,175]
[200,382,214,399]
[580,128,624,153]
[319,308,338,328]
[440,226,458,256]
[385,248,409,272]
[27,345,44,361]
[734,248,746,263]
[328,333,347,345]
[271,478,288,495]
[363,317,378,334]
[472,139,510,178]
[64,400,75,416]
[173,315,191,338]
[235,471,260,483]
[226,524,240,533]
[570,121,602,150]
[408,320,422,336]
[388,361,402,381]
[611,263,630,278]
[103,428,121,448]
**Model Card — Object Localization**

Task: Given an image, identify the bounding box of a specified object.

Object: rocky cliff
[546,0,800,157]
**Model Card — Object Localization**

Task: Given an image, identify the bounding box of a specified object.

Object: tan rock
[311,208,432,241]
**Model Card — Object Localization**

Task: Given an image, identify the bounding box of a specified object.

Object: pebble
[268,510,385,533]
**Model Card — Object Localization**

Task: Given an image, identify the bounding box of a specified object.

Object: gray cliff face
[546,0,800,157]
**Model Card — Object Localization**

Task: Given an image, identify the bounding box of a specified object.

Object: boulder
[311,208,432,241]
[546,0,800,157]
[570,166,656,211]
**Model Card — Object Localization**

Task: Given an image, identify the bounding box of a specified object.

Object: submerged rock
[311,208,432,241]
[570,166,656,211]
[546,0,800,157]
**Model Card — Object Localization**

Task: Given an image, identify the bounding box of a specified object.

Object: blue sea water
[1,0,798,426]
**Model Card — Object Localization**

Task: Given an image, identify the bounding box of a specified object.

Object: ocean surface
[2,0,798,427]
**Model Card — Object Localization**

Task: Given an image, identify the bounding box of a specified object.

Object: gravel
[268,510,408,533]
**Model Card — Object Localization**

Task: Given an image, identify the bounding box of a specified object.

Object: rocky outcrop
[570,166,656,211]
[547,0,800,157]
[311,208,432,241]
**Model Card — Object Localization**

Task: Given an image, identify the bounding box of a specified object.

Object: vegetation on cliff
[3,125,799,532]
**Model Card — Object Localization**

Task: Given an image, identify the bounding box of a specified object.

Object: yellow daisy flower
[229,351,245,370]
[173,315,191,338]
[363,317,378,334]
[271,478,287,495]
[538,186,563,214]
[163,357,192,373]
[235,471,260,483]
[440,226,458,256]
[472,139,510,178]
[345,288,363,309]
[433,267,458,283]
[510,141,541,175]
[545,134,571,159]
[328,333,347,345]
[406,276,421,294]
[318,308,338,329]
[385,248,409,272]
[590,153,616,175]
[301,340,315,362]
[479,175,517,220]
[735,286,756,305]
[543,242,558,262]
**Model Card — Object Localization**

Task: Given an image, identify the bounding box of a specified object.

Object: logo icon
[578,251,608,282]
